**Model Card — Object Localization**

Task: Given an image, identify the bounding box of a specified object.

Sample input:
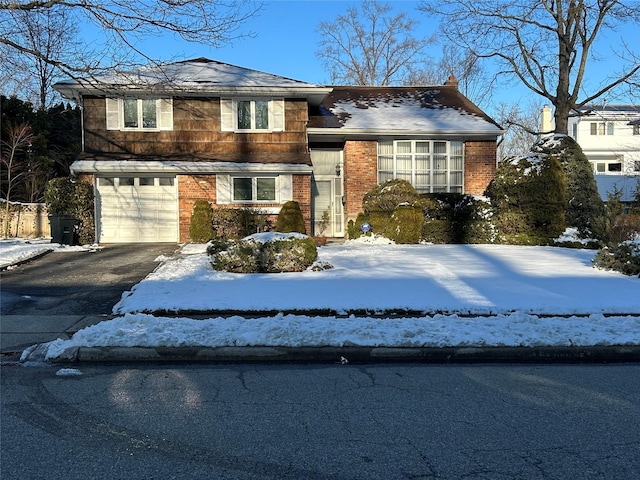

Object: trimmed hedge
[189,199,214,243]
[275,201,306,234]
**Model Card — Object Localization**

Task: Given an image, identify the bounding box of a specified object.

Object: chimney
[444,75,459,90]
[540,105,554,136]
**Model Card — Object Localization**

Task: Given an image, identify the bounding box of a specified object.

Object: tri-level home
[54,58,503,243]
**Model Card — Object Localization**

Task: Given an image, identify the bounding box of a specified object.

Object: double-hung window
[106,98,173,131]
[232,177,277,202]
[378,140,464,193]
[220,98,285,132]
[237,100,270,130]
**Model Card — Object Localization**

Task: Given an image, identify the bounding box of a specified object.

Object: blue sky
[98,0,636,113]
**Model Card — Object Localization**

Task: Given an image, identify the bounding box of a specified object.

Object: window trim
[106,97,173,131]
[231,176,279,203]
[377,139,464,193]
[220,98,285,133]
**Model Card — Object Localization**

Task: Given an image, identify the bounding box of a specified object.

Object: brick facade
[464,141,497,195]
[343,140,378,224]
[177,173,311,242]
[177,175,217,242]
[292,174,312,235]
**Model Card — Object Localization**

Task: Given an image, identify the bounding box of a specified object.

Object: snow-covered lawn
[3,237,640,359]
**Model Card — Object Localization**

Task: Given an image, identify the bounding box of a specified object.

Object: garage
[96,176,178,243]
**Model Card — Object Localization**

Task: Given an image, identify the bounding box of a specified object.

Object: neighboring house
[54,58,503,243]
[541,104,640,205]
[567,104,640,176]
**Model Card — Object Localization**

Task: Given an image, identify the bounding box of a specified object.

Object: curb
[44,345,640,365]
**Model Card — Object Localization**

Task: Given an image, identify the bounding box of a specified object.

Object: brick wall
[343,140,378,223]
[292,174,312,234]
[177,175,217,242]
[464,141,497,194]
[177,173,312,241]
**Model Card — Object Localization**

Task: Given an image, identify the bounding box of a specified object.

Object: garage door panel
[96,176,178,243]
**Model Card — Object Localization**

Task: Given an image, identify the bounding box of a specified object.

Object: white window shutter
[216,175,232,204]
[158,98,173,130]
[272,99,285,131]
[106,98,120,130]
[220,99,234,131]
[279,175,292,201]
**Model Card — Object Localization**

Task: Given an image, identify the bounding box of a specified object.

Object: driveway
[0,244,177,353]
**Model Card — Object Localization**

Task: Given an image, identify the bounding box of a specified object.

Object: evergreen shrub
[593,239,640,277]
[189,199,214,243]
[533,136,605,238]
[275,201,306,233]
[211,207,270,239]
[362,179,422,214]
[211,233,318,273]
[384,204,422,244]
[44,177,95,244]
[485,151,567,244]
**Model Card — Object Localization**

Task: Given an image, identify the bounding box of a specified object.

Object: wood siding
[83,96,309,156]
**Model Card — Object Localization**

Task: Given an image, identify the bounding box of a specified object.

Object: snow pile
[42,312,640,360]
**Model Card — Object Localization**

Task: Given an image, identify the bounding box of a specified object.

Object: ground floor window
[232,177,277,202]
[378,140,464,193]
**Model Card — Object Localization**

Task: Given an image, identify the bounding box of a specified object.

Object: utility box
[48,215,77,245]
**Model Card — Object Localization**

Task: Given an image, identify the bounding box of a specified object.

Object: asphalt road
[0,244,177,315]
[2,363,639,480]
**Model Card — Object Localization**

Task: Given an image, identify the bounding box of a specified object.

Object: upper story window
[220,98,284,132]
[106,98,173,131]
[378,140,464,193]
[590,122,614,136]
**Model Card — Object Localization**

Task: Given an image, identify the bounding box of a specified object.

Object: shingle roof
[308,86,502,134]
[54,58,331,103]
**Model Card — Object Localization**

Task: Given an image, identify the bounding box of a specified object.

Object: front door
[310,149,344,237]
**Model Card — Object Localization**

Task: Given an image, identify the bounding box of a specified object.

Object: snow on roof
[54,58,330,100]
[308,86,502,134]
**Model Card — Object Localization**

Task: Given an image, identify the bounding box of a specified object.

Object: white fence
[0,201,51,238]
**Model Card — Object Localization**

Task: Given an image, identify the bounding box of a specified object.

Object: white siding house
[539,104,640,204]
[567,104,640,176]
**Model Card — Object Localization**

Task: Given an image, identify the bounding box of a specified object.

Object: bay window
[378,140,464,193]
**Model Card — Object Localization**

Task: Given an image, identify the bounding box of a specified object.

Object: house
[569,104,640,205]
[542,104,640,205]
[53,58,503,243]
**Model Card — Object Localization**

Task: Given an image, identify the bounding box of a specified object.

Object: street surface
[2,363,639,479]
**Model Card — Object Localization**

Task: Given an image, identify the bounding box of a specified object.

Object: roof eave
[70,160,313,175]
[54,82,332,105]
[307,127,505,137]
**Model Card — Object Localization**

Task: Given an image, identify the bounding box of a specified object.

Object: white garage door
[96,176,178,243]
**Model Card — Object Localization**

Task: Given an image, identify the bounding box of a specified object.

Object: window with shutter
[221,98,285,132]
[105,98,173,131]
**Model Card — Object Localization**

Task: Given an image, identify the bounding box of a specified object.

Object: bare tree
[1,6,78,110]
[316,0,434,86]
[494,101,544,161]
[1,123,36,236]
[407,44,493,107]
[0,1,261,81]
[419,0,640,134]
